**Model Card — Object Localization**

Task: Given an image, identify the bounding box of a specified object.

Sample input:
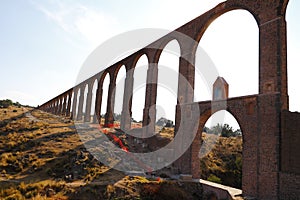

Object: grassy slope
[200,133,243,188]
[155,129,243,188]
[0,107,204,200]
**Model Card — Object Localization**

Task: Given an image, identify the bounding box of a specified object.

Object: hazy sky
[0,0,299,128]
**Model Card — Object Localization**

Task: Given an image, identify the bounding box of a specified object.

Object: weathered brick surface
[279,172,300,200]
[281,111,300,174]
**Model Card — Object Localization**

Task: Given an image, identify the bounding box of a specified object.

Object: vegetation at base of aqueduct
[0,99,242,199]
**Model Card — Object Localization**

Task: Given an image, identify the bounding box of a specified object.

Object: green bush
[207,174,222,184]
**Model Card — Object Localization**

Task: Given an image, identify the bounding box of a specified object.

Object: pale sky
[0,0,299,129]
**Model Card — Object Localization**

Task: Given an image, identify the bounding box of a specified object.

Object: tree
[209,123,240,137]
[113,113,121,121]
[0,99,13,108]
[156,117,174,127]
[13,101,22,108]
[234,129,242,136]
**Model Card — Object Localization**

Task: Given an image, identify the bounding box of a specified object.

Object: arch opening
[63,95,68,115]
[200,110,243,189]
[56,99,60,114]
[69,91,74,117]
[101,74,110,126]
[131,54,148,128]
[114,65,126,127]
[156,39,180,133]
[82,84,88,121]
[194,10,259,101]
[75,88,81,120]
[90,79,98,121]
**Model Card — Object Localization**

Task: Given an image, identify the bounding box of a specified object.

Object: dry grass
[158,127,174,139]
[200,133,243,188]
[0,106,113,199]
[0,106,204,199]
[0,180,70,200]
[0,105,242,199]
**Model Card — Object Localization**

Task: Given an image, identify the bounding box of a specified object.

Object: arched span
[194,9,259,100]
[189,95,259,195]
[90,79,99,119]
[132,54,148,123]
[99,71,108,84]
[198,107,245,139]
[130,52,150,71]
[100,72,110,125]
[82,84,88,118]
[194,5,259,45]
[75,88,81,120]
[149,37,183,64]
[157,39,181,122]
[111,63,125,80]
[200,110,243,188]
[189,1,289,103]
[69,91,74,115]
[114,65,126,118]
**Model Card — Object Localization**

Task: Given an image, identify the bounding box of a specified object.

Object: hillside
[152,128,243,188]
[0,105,242,199]
[200,133,242,188]
[0,106,204,200]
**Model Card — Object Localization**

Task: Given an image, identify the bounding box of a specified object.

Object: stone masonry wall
[280,110,300,199]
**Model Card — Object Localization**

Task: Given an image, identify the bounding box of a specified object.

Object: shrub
[207,174,222,184]
[0,99,13,108]
[206,123,241,137]
[13,102,22,108]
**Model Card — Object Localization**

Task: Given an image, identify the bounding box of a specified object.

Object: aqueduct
[39,0,300,199]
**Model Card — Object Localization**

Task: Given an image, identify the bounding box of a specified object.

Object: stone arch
[53,99,58,114]
[192,5,259,46]
[131,54,149,124]
[65,90,72,117]
[194,10,259,101]
[109,63,125,84]
[80,83,88,121]
[157,39,181,123]
[61,96,65,114]
[149,37,183,63]
[90,78,99,121]
[93,71,106,124]
[188,1,289,109]
[118,52,151,131]
[62,94,67,115]
[99,70,109,85]
[114,65,126,125]
[75,87,81,120]
[100,72,110,125]
[199,110,243,188]
[57,98,62,115]
[188,96,258,197]
[71,87,79,120]
[69,91,74,116]
[83,79,97,122]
